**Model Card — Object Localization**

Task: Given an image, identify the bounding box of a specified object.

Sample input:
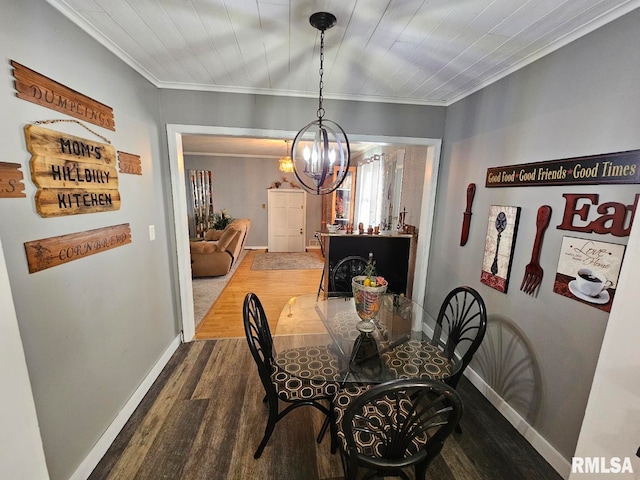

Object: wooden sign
[485,149,640,187]
[11,60,115,131]
[26,124,120,217]
[24,224,131,273]
[0,162,26,198]
[118,151,142,175]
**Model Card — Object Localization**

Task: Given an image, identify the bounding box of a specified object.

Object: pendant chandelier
[278,140,294,172]
[292,12,350,195]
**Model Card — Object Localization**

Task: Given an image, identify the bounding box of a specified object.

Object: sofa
[190,218,251,277]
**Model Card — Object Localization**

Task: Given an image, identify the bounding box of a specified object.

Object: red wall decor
[556,193,638,237]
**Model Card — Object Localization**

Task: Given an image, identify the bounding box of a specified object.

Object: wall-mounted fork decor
[520,205,552,295]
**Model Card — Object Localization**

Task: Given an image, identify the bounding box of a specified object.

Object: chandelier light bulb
[329,148,336,164]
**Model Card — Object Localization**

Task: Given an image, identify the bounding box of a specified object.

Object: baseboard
[464,368,571,479]
[69,335,181,480]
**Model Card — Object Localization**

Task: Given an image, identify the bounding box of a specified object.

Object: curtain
[355,156,383,228]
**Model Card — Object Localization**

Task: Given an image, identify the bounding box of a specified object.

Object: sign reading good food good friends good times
[485,149,640,187]
[25,124,120,217]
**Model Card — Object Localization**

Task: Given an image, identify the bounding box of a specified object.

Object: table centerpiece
[352,254,387,333]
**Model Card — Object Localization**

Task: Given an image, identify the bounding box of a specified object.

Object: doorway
[167,125,442,341]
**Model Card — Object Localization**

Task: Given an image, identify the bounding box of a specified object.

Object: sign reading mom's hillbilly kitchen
[485,150,640,187]
[25,124,120,217]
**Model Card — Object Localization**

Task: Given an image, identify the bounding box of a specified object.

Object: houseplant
[212,209,233,230]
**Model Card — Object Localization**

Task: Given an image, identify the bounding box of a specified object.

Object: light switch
[262,203,266,209]
[149,225,156,241]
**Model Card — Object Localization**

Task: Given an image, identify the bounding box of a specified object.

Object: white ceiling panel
[47,0,640,104]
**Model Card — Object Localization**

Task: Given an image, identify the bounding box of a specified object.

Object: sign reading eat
[557,193,638,237]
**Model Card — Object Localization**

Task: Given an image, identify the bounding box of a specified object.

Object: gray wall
[184,155,322,247]
[161,89,446,250]
[159,89,446,140]
[0,1,178,479]
[428,8,640,460]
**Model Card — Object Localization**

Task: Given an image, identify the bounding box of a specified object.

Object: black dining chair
[333,378,463,480]
[329,255,368,296]
[431,286,487,390]
[242,292,339,458]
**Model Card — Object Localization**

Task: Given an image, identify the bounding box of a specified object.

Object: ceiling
[47,0,640,156]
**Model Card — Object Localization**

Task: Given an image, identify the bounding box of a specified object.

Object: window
[354,155,383,228]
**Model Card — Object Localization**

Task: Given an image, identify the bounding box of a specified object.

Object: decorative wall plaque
[25,124,120,217]
[480,205,521,293]
[11,60,115,130]
[118,151,142,175]
[556,193,637,237]
[485,149,640,187]
[553,236,625,312]
[24,223,132,273]
[0,162,26,197]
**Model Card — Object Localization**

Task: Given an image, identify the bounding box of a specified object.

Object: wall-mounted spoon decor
[491,211,507,275]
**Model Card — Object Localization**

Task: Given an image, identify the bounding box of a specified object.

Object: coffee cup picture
[554,236,625,312]
[575,268,612,297]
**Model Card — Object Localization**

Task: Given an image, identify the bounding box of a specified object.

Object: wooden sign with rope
[25,123,120,217]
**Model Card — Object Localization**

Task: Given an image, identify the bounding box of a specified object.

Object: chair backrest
[243,293,276,394]
[315,231,325,258]
[432,286,487,385]
[341,379,462,473]
[330,255,368,295]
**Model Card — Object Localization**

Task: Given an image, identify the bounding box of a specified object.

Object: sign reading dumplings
[25,124,120,217]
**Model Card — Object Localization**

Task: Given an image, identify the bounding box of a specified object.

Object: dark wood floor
[89,336,562,480]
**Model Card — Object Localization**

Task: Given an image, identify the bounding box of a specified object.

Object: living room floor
[194,249,324,339]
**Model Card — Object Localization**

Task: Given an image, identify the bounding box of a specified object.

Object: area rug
[192,249,248,326]
[251,252,323,271]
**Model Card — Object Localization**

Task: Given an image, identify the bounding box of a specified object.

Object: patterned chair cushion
[272,345,341,400]
[381,340,452,380]
[333,386,429,458]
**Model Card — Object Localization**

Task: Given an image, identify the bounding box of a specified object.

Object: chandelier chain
[317,29,325,120]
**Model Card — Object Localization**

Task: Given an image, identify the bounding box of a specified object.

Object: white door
[268,189,306,252]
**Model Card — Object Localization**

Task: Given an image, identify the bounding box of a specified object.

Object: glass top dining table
[273,293,459,385]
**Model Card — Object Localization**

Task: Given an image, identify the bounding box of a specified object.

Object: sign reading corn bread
[24,223,131,273]
[11,60,115,131]
[0,162,26,198]
[25,124,120,217]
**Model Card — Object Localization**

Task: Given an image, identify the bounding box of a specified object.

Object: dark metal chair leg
[254,404,278,458]
[317,415,330,443]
